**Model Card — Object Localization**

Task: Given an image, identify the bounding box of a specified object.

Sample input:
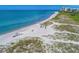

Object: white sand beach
[0,11,59,45]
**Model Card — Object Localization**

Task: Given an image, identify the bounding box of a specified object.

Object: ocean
[0,10,54,35]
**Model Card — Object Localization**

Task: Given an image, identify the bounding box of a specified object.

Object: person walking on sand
[32,29,34,32]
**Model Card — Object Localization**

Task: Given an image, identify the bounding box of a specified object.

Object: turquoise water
[0,10,54,35]
[0,5,79,35]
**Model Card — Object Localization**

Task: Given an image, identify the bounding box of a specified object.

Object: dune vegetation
[5,37,46,53]
[1,8,79,53]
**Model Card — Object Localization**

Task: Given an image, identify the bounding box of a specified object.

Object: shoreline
[0,11,59,45]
